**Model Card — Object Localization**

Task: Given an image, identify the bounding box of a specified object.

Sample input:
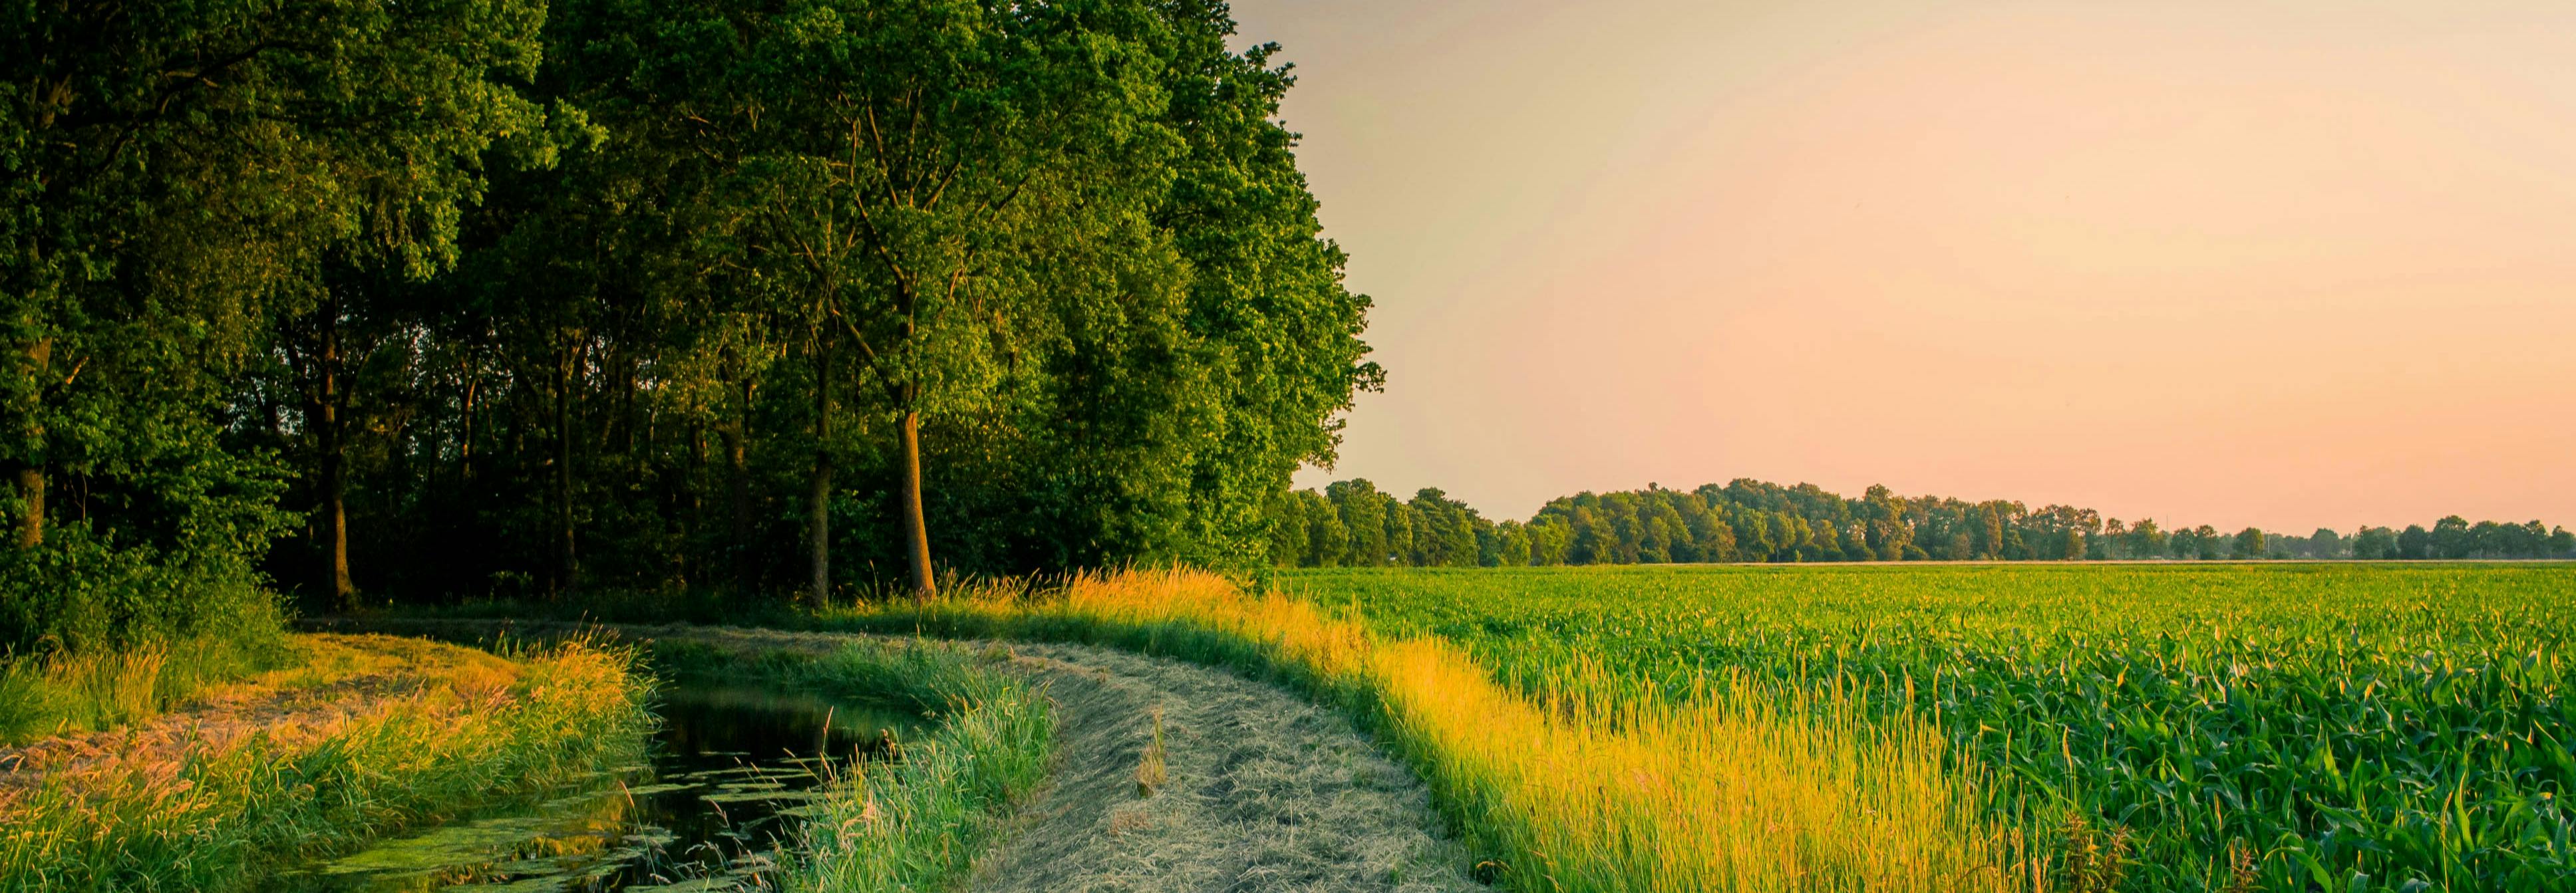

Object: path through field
[317,621,1483,893]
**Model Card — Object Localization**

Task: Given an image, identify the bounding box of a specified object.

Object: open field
[1283,563,2576,892]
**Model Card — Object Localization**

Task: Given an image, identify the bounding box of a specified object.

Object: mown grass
[814,569,2044,893]
[0,636,653,892]
[1286,563,2576,892]
[0,632,295,746]
[650,636,1054,892]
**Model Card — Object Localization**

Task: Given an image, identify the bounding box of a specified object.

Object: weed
[1136,705,1168,797]
[2056,813,2132,893]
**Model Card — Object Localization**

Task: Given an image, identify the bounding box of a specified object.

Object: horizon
[1244,0,2576,533]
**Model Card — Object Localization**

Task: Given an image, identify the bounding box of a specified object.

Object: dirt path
[319,620,1483,892]
[948,638,1480,893]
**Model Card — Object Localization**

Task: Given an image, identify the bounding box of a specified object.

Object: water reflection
[280,683,923,892]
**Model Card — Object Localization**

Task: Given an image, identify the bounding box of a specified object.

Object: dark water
[277,683,923,892]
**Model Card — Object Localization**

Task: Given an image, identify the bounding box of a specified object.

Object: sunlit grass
[816,569,2044,892]
[0,636,651,892]
[0,634,294,745]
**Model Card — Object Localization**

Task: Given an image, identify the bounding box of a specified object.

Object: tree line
[1269,479,2576,567]
[3,0,1377,652]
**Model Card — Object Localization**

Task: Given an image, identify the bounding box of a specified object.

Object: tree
[2431,515,2472,560]
[2397,524,2431,560]
[2232,527,2267,559]
[2307,527,2344,560]
[2352,527,2398,560]
[1490,520,1532,567]
[712,0,1188,598]
[2126,518,2169,561]
[5,0,552,637]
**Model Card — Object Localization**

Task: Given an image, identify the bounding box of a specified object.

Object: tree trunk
[13,336,50,549]
[317,317,356,606]
[808,342,832,606]
[725,373,755,595]
[458,372,479,483]
[898,407,935,598]
[11,463,39,550]
[553,344,577,596]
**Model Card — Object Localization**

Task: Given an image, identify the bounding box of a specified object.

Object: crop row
[1285,563,2576,892]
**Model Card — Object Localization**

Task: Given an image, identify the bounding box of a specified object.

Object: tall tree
[4,0,550,634]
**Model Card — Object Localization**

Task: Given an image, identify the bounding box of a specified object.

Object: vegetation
[0,636,651,892]
[814,569,2046,893]
[651,636,1054,893]
[1287,563,2576,892]
[0,632,289,745]
[4,0,1375,662]
[1269,477,2576,567]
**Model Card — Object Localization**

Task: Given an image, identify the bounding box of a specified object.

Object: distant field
[1283,563,2576,892]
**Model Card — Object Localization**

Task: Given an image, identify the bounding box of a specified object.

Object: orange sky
[1243,0,2576,533]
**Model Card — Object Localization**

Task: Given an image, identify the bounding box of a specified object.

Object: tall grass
[0,634,291,745]
[0,640,651,892]
[653,638,1055,893]
[815,569,2044,892]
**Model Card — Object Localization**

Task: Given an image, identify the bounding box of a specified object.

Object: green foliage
[5,0,560,638]
[1289,563,2576,892]
[5,0,1374,622]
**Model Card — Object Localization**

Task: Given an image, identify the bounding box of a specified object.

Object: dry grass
[822,569,2048,893]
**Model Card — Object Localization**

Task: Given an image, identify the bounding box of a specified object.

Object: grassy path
[319,619,1483,892]
[953,638,1476,893]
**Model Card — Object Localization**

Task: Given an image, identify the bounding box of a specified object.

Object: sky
[1237,0,2576,534]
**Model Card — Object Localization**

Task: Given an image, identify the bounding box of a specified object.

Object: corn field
[1285,563,2576,892]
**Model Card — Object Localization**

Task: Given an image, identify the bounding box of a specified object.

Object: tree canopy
[3,0,1378,652]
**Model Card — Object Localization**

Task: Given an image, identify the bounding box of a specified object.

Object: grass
[650,636,1055,893]
[813,569,2044,893]
[0,634,653,892]
[0,632,294,745]
[1283,563,2576,892]
[1136,705,1167,797]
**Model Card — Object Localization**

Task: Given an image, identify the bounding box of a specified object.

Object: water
[277,682,925,892]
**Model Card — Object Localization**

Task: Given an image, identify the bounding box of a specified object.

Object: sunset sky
[1241,0,2576,533]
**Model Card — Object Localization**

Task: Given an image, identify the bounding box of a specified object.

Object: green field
[1283,563,2576,892]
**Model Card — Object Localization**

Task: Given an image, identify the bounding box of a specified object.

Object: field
[1282,563,2576,892]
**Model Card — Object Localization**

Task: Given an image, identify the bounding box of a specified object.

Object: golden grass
[0,636,650,892]
[828,569,2046,893]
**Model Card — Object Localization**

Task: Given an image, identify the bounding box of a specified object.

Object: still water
[278,683,923,892]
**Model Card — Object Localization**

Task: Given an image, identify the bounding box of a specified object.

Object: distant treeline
[1269,479,2576,567]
